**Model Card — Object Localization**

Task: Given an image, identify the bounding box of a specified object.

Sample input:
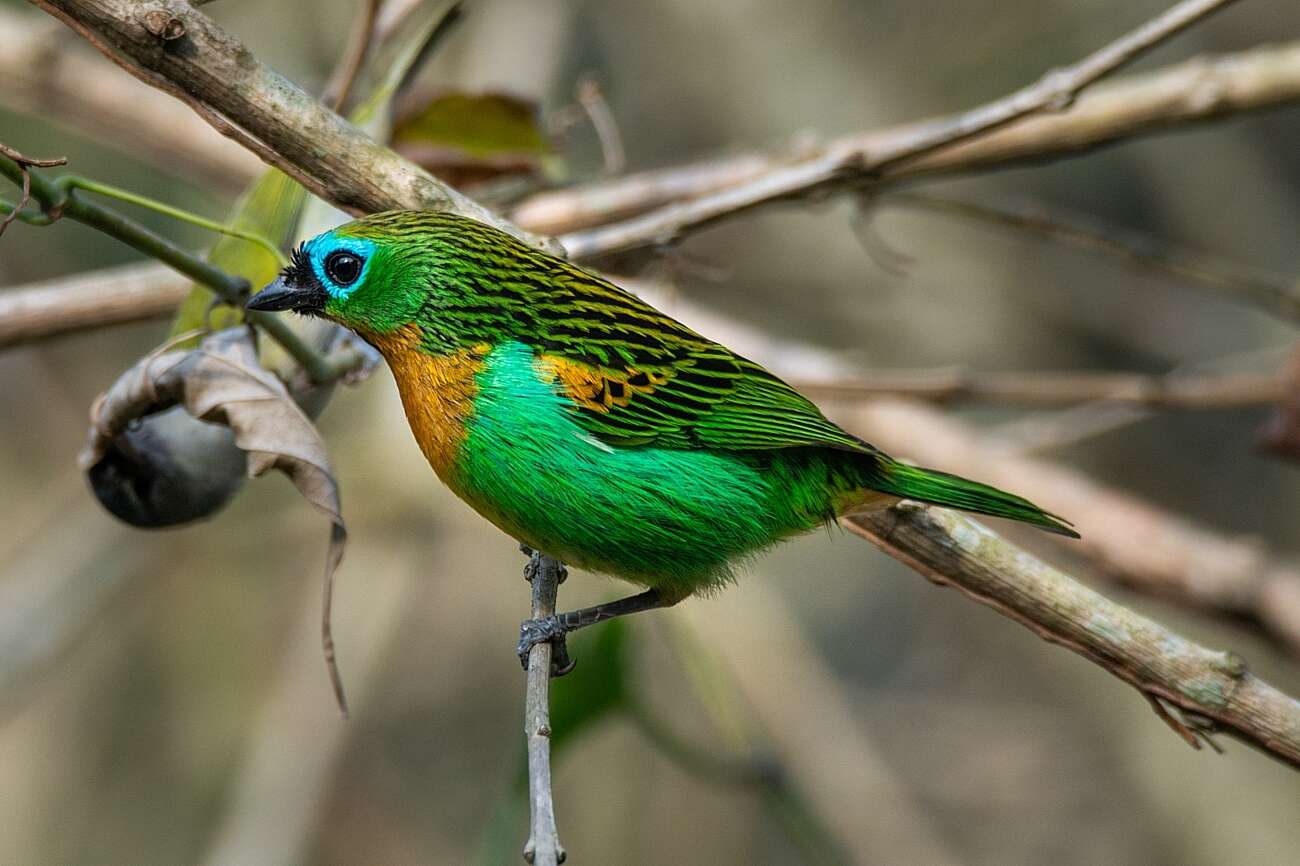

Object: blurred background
[2,0,1299,863]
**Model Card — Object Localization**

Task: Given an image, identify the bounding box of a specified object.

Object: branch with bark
[527,38,1300,254]
[844,505,1300,768]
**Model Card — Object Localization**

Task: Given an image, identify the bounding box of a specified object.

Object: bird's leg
[517,586,684,675]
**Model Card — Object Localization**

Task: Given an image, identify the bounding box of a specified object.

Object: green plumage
[266,211,1076,597]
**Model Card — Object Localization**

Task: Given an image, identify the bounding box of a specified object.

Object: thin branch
[575,74,626,177]
[795,368,1284,409]
[57,174,286,264]
[324,0,381,113]
[0,142,68,168]
[867,0,1241,172]
[0,262,187,349]
[888,193,1300,325]
[843,505,1300,770]
[522,552,565,866]
[536,38,1300,254]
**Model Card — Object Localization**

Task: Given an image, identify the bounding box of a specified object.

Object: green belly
[448,341,842,596]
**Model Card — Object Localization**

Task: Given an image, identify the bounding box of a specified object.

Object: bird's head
[246,212,443,339]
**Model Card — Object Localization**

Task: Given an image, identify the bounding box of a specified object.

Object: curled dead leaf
[81,327,364,713]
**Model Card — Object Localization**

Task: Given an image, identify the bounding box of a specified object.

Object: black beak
[246,277,300,312]
[246,276,323,313]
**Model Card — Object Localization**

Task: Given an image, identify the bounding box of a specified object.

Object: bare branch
[535,39,1300,254]
[795,368,1284,409]
[0,262,186,348]
[575,74,626,177]
[522,552,565,866]
[888,193,1300,325]
[323,0,381,113]
[866,0,1241,171]
[843,505,1300,770]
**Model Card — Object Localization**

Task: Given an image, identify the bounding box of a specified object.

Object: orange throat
[364,325,488,477]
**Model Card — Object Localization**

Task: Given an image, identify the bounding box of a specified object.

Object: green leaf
[168,169,306,340]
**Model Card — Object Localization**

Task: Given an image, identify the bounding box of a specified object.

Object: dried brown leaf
[81,328,351,713]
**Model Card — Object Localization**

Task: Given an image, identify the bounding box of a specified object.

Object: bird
[247,210,1076,670]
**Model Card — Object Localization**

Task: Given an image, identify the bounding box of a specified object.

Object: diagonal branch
[839,397,1300,656]
[866,0,1242,172]
[529,38,1300,253]
[843,505,1300,770]
[28,0,555,251]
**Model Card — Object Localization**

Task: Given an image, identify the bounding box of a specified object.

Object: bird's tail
[859,459,1079,538]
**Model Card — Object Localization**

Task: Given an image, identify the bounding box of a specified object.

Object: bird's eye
[324,251,363,287]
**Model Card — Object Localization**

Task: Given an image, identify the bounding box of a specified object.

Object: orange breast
[365,325,488,477]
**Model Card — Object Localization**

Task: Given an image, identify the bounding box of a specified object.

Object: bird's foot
[517,615,577,677]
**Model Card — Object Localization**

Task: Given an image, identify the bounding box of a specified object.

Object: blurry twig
[324,0,381,112]
[576,75,625,176]
[981,345,1296,453]
[795,368,1283,409]
[844,505,1300,769]
[888,193,1300,325]
[0,262,187,349]
[522,551,566,866]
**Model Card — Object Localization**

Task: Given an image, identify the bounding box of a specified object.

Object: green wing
[524,261,871,454]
